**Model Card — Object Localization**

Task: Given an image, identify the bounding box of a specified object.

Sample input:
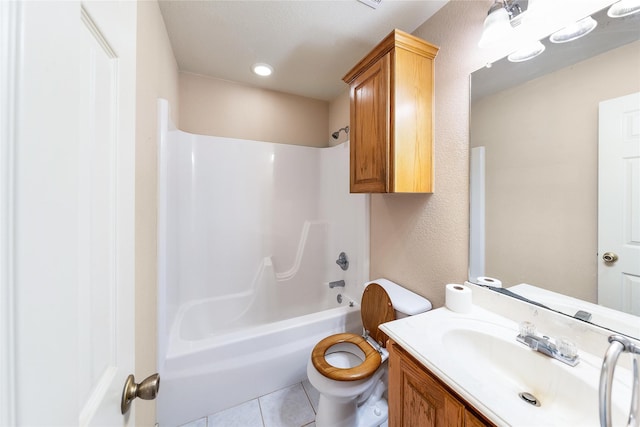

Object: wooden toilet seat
[310,333,381,381]
[311,283,395,381]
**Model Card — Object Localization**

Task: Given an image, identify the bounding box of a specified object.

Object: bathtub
[157,296,362,427]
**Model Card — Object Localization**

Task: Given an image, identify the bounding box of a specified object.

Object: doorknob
[121,373,160,415]
[602,252,619,263]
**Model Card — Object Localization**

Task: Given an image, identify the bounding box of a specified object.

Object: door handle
[121,373,160,415]
[602,252,619,263]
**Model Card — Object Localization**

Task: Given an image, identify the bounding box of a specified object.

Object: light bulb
[549,16,597,44]
[508,40,546,62]
[608,0,640,18]
[478,4,515,48]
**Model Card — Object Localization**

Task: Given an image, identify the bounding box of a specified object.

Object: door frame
[0,1,20,424]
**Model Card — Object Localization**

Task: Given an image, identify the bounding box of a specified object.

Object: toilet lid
[361,282,395,348]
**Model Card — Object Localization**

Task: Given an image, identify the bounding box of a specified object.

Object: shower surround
[156,99,369,425]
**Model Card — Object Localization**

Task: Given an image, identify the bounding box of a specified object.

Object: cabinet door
[349,53,390,193]
[465,410,490,427]
[389,344,464,427]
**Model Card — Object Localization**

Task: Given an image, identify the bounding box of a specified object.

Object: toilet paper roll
[445,284,472,313]
[476,276,502,288]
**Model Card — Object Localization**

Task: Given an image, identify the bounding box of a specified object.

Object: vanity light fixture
[508,40,546,62]
[607,0,640,17]
[549,16,598,43]
[478,0,529,48]
[252,63,273,77]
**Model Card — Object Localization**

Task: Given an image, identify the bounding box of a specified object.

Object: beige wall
[135,1,180,425]
[179,72,330,147]
[328,90,350,147]
[471,41,640,302]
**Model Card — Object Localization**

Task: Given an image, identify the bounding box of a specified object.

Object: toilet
[307,279,432,427]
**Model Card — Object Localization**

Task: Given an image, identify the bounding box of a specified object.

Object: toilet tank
[366,278,432,319]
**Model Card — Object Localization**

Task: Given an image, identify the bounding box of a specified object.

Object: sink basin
[380,307,634,426]
[443,326,621,425]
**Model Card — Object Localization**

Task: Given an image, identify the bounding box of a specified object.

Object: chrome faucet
[516,322,579,367]
[329,280,345,288]
[599,335,640,427]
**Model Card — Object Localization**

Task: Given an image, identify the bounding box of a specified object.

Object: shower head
[331,126,350,140]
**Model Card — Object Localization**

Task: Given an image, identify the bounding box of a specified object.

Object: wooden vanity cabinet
[388,340,495,427]
[343,29,438,193]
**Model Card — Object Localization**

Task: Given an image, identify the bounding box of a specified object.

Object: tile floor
[179,380,320,427]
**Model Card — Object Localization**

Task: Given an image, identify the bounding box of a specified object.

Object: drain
[519,392,541,407]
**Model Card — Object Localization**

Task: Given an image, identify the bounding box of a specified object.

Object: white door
[598,92,640,316]
[1,1,137,425]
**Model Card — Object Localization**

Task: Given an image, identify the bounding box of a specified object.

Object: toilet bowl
[307,279,432,427]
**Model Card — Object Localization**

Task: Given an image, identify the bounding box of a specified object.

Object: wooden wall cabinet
[388,340,495,427]
[343,29,439,193]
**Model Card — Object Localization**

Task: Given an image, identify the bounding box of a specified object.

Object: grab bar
[631,356,639,427]
[599,335,640,427]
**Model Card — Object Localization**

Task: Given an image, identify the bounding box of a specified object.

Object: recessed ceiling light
[252,63,273,77]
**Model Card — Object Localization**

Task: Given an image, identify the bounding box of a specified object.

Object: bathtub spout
[329,280,345,288]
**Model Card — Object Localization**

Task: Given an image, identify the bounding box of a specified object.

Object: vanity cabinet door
[388,341,494,427]
[389,342,464,427]
[465,410,489,427]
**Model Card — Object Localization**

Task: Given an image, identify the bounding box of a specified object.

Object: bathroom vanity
[380,284,637,427]
[388,339,493,427]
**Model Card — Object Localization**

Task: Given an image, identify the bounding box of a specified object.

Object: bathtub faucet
[329,280,345,289]
[336,252,349,271]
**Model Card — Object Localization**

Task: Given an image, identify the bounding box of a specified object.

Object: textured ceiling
[158,0,448,101]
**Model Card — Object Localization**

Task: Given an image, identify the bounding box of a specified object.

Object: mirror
[469,4,640,338]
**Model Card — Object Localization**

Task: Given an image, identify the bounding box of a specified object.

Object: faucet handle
[519,321,537,337]
[516,322,580,366]
[557,337,578,359]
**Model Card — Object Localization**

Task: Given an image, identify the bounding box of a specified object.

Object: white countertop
[379,305,631,427]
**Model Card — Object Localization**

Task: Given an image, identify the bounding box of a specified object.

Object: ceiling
[158,0,449,102]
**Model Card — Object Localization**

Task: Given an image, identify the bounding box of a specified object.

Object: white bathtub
[157,297,362,427]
